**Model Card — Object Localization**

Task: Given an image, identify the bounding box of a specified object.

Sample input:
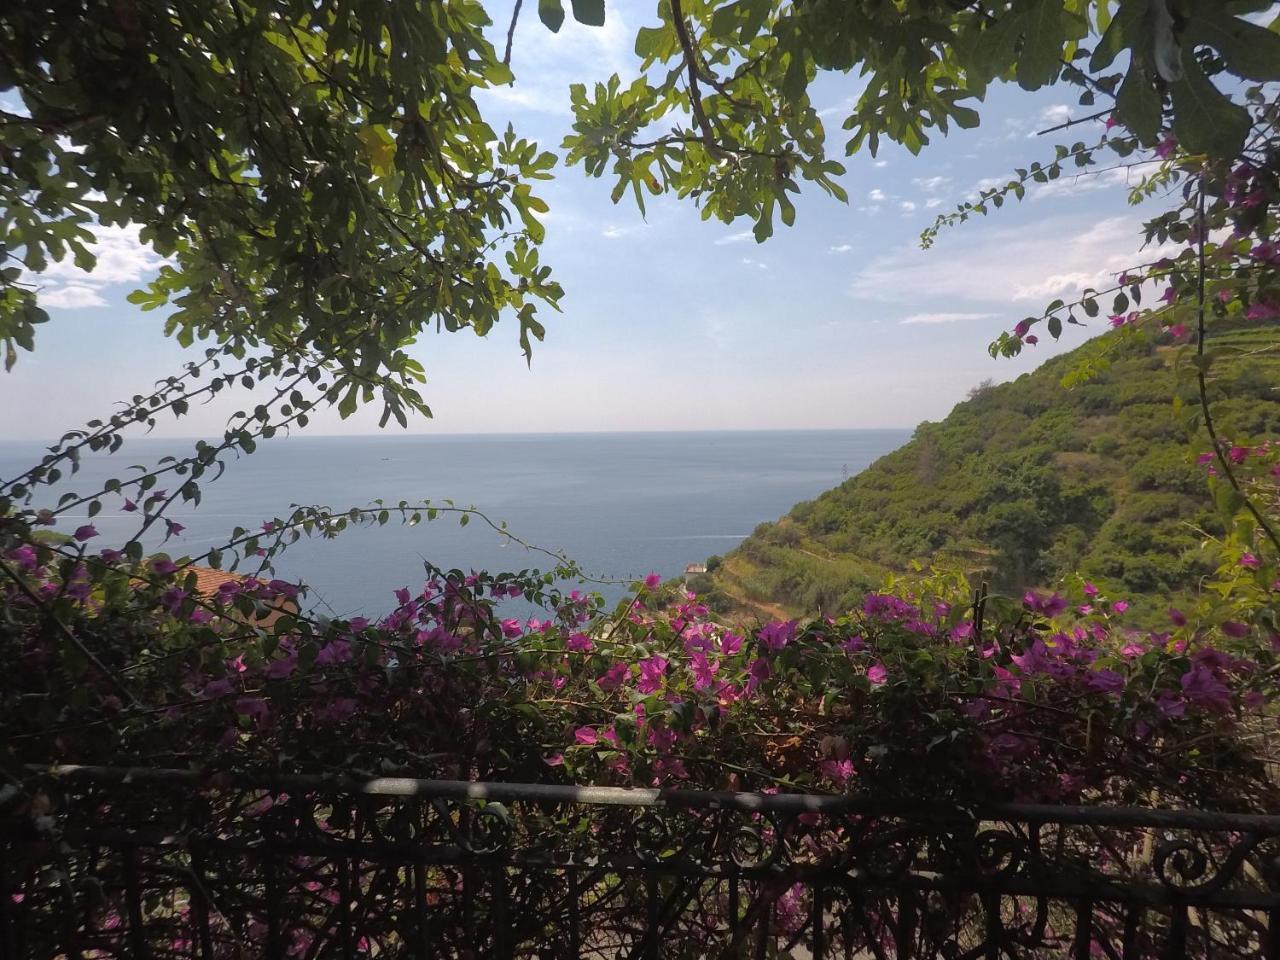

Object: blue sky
[1,0,1162,440]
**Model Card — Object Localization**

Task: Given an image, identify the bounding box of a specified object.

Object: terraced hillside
[699,326,1280,625]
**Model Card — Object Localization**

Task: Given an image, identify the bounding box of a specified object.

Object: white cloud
[477,4,631,117]
[912,176,950,192]
[829,243,853,254]
[714,230,754,246]
[39,283,107,309]
[850,214,1175,308]
[925,198,944,209]
[32,223,167,310]
[899,200,917,213]
[900,311,996,326]
[741,257,767,270]
[867,188,889,202]
[1038,104,1073,129]
[873,160,888,168]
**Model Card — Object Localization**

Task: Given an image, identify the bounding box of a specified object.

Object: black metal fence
[4,765,1280,959]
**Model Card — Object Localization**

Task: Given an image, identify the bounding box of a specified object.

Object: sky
[0,0,1164,441]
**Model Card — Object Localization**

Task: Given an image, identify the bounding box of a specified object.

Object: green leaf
[1114,64,1161,146]
[1169,55,1250,156]
[538,0,565,32]
[1188,9,1280,81]
[570,0,604,27]
[1015,0,1070,90]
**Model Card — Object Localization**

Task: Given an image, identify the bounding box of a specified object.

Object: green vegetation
[705,326,1280,624]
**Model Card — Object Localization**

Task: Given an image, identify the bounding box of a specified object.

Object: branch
[503,0,523,67]
[1193,179,1280,555]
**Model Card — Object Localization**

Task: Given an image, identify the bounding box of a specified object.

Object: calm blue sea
[0,431,910,616]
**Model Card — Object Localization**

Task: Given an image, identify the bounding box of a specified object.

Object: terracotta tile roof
[185,565,247,599]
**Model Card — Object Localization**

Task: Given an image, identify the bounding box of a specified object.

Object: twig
[503,0,523,67]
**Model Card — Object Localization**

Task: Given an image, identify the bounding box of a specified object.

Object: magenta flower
[1013,319,1031,337]
[5,544,38,572]
[690,651,718,691]
[1222,621,1250,638]
[1247,299,1280,321]
[543,753,564,767]
[597,662,629,692]
[153,558,177,575]
[1154,134,1177,159]
[867,663,887,685]
[1240,553,1261,569]
[164,520,185,537]
[1180,666,1232,712]
[1104,115,1118,130]
[820,758,855,787]
[122,499,138,512]
[1169,609,1187,627]
[636,656,668,694]
[757,620,798,651]
[72,524,98,542]
[1112,600,1129,614]
[566,633,594,653]
[643,572,662,590]
[1082,582,1098,597]
[574,726,598,745]
[1085,669,1124,694]
[1024,334,1039,345]
[745,657,772,695]
[720,631,743,656]
[235,696,271,725]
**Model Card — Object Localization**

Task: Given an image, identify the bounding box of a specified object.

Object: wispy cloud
[829,243,853,254]
[850,214,1173,307]
[714,230,754,246]
[867,188,889,202]
[899,200,917,213]
[900,311,996,326]
[912,176,950,192]
[32,224,167,310]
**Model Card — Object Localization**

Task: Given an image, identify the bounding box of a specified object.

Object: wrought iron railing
[3,765,1280,959]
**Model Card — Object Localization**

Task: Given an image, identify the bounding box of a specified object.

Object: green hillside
[701,326,1280,624]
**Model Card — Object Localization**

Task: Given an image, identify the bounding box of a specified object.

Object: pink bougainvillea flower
[1024,334,1039,345]
[1112,600,1129,614]
[164,520,185,537]
[866,663,887,685]
[1229,446,1249,464]
[757,619,797,651]
[1246,299,1280,321]
[1085,669,1124,694]
[1082,582,1098,597]
[72,524,98,542]
[152,558,177,575]
[1240,553,1261,569]
[543,753,564,767]
[574,727,598,746]
[597,662,629,692]
[719,631,743,656]
[820,758,855,787]
[1013,319,1031,337]
[643,572,662,590]
[566,633,594,653]
[1104,115,1118,130]
[5,544,38,572]
[1180,666,1232,713]
[122,499,138,512]
[98,548,122,563]
[690,650,718,691]
[636,656,668,694]
[1222,621,1250,638]
[1166,323,1187,339]
[235,696,271,725]
[1169,609,1187,626]
[1154,134,1177,159]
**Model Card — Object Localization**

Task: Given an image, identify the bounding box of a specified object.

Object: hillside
[699,326,1280,624]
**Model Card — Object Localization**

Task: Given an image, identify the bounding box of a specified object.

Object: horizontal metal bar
[26,764,1280,832]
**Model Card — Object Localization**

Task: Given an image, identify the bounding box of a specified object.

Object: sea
[0,430,910,617]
